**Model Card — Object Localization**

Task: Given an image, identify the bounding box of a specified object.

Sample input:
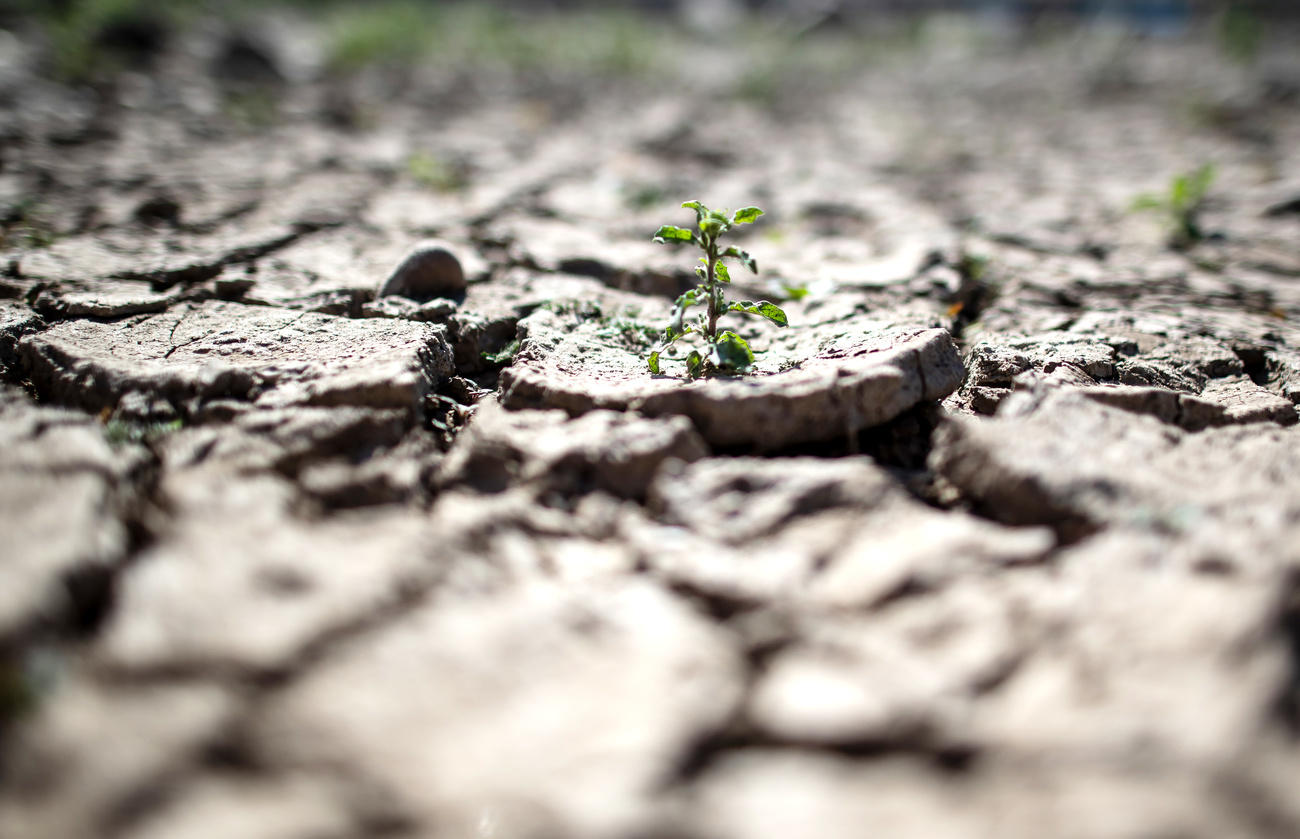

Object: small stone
[212,32,284,86]
[378,241,466,302]
[133,194,181,228]
[212,273,254,301]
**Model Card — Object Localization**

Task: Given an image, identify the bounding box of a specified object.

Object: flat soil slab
[500,309,964,449]
[19,301,453,414]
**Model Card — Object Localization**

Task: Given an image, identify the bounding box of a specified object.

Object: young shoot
[1131,164,1215,250]
[648,200,788,378]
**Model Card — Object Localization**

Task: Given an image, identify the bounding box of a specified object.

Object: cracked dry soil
[3,9,1300,839]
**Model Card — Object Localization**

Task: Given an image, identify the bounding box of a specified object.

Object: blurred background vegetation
[0,0,1292,87]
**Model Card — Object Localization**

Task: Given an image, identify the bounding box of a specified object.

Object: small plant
[0,647,59,725]
[40,0,191,83]
[596,317,660,352]
[102,417,182,447]
[480,338,521,366]
[1131,164,1216,249]
[777,281,810,301]
[1217,3,1263,64]
[648,201,788,378]
[407,151,468,193]
[0,200,58,250]
[324,0,435,75]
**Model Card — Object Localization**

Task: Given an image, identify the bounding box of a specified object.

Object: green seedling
[0,647,60,725]
[0,200,58,250]
[648,201,788,378]
[622,182,668,210]
[1217,3,1263,64]
[480,338,522,366]
[102,417,181,448]
[1131,164,1216,249]
[40,0,198,83]
[324,0,435,74]
[780,282,810,301]
[407,151,467,193]
[596,317,659,352]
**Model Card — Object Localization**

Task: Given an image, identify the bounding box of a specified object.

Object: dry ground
[2,5,1300,838]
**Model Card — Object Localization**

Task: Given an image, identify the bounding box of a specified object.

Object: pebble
[378,240,466,301]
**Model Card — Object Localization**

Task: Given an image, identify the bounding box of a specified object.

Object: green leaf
[1130,194,1165,213]
[668,307,684,336]
[755,301,788,326]
[782,283,810,301]
[676,287,706,307]
[653,225,694,244]
[729,300,788,327]
[722,246,757,273]
[681,200,706,218]
[715,262,730,283]
[481,338,522,365]
[648,351,661,374]
[699,216,726,237]
[711,331,755,372]
[731,206,764,225]
[1171,175,1190,211]
[667,288,703,339]
[686,350,705,379]
[663,322,693,344]
[1187,163,1215,203]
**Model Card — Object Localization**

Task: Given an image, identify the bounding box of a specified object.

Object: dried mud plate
[500,309,964,449]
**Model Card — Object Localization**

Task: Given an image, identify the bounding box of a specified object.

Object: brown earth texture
[2,1,1300,837]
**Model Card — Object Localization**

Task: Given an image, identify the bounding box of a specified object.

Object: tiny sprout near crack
[648,200,788,378]
[1131,163,1216,250]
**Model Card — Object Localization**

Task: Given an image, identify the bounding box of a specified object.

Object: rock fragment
[127,773,355,839]
[932,387,1300,555]
[16,226,303,289]
[0,302,42,378]
[96,468,441,675]
[483,215,692,297]
[501,308,964,450]
[438,399,708,499]
[0,682,235,839]
[378,239,466,301]
[681,749,1255,839]
[211,31,284,86]
[359,295,456,322]
[132,193,182,228]
[252,581,744,838]
[18,301,453,415]
[29,277,182,319]
[953,309,1300,422]
[440,269,638,374]
[635,457,1051,608]
[0,387,143,644]
[1079,378,1297,430]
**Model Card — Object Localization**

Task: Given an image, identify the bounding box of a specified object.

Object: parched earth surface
[3,8,1300,838]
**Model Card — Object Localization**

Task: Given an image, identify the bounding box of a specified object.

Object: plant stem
[705,242,720,339]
